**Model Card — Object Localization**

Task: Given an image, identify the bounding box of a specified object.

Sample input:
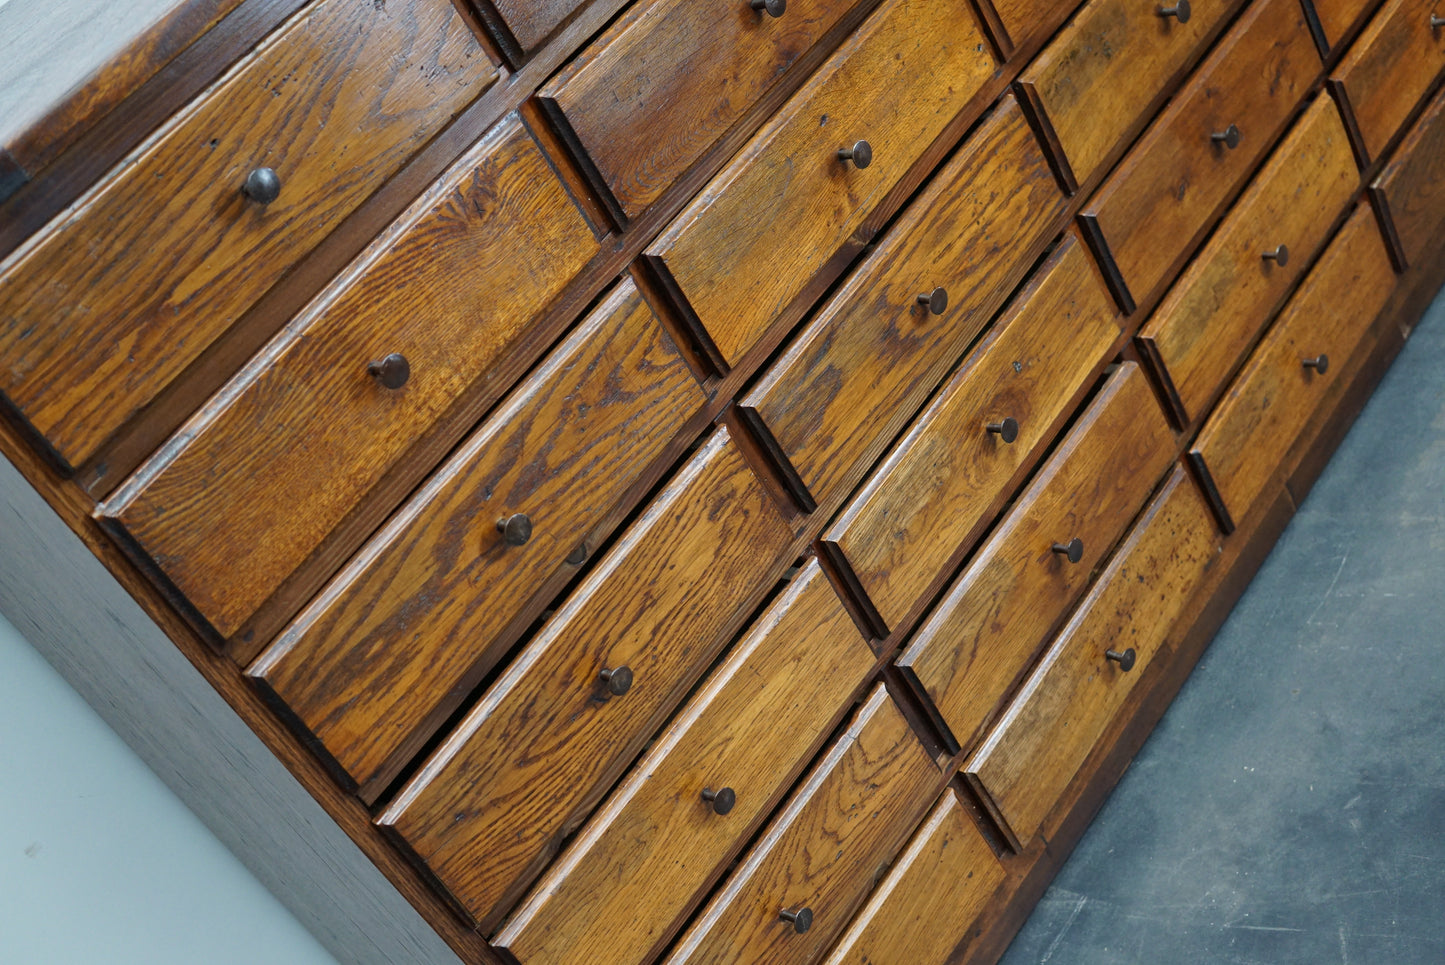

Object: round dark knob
[916,287,948,315]
[837,140,872,169]
[1432,14,1445,29]
[367,353,411,389]
[600,666,633,696]
[1262,244,1289,266]
[780,907,813,934]
[495,513,532,547]
[565,543,589,566]
[1211,124,1241,150]
[750,0,786,15]
[242,167,281,205]
[1302,354,1330,375]
[1157,0,1191,22]
[1052,538,1084,564]
[701,787,737,815]
[1105,648,1138,672]
[986,417,1019,444]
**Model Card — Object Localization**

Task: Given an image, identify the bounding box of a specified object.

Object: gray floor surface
[1000,289,1445,964]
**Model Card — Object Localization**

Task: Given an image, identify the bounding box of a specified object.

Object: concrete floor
[1001,287,1445,965]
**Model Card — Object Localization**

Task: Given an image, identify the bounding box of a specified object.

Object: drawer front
[1022,0,1245,187]
[1333,0,1445,162]
[743,95,1067,509]
[1309,0,1388,54]
[379,428,795,931]
[827,233,1121,632]
[1084,0,1318,309]
[101,117,599,642]
[898,362,1176,752]
[1139,95,1359,424]
[248,282,705,799]
[0,0,495,470]
[1191,204,1395,526]
[665,685,940,965]
[1373,84,1445,269]
[544,0,865,221]
[823,789,1004,965]
[966,468,1223,847]
[485,0,586,57]
[645,0,997,369]
[496,561,875,965]
[987,0,1088,52]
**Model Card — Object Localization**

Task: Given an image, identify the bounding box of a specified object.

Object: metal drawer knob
[1432,14,1444,29]
[1052,538,1084,564]
[600,666,634,696]
[1106,648,1138,672]
[1302,354,1330,375]
[496,513,533,547]
[780,907,814,934]
[1262,244,1289,266]
[1157,1,1191,22]
[987,417,1019,444]
[837,140,873,169]
[1211,124,1241,150]
[367,353,411,389]
[701,787,737,815]
[917,287,948,315]
[242,167,281,205]
[750,0,787,16]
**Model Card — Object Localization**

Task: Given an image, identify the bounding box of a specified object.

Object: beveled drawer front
[1333,0,1445,163]
[379,428,795,931]
[1021,0,1245,188]
[823,789,1005,965]
[1083,0,1318,310]
[248,281,704,799]
[1191,204,1395,527]
[496,561,874,965]
[743,94,1067,509]
[665,684,939,965]
[644,0,996,369]
[1373,84,1445,269]
[898,362,1176,752]
[0,0,495,470]
[542,0,865,221]
[827,233,1121,632]
[483,0,586,58]
[966,468,1223,847]
[1139,95,1358,424]
[101,117,598,643]
[987,0,1088,52]
[1309,0,1388,55]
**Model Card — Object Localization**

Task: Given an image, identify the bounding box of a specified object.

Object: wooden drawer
[986,0,1088,53]
[1138,95,1359,425]
[541,0,867,222]
[826,233,1121,632]
[247,281,704,800]
[99,117,599,644]
[379,428,795,931]
[1082,0,1318,311]
[643,0,996,369]
[665,684,940,965]
[897,362,1176,752]
[741,94,1067,510]
[1332,0,1445,164]
[1190,204,1395,529]
[1020,0,1245,189]
[823,789,1004,965]
[965,468,1224,848]
[479,0,587,61]
[495,561,874,965]
[1308,0,1388,56]
[1373,84,1445,270]
[0,0,495,472]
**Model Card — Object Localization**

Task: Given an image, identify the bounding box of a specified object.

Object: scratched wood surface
[1372,84,1445,269]
[1309,0,1390,56]
[1333,0,1445,163]
[485,0,586,56]
[983,0,1087,53]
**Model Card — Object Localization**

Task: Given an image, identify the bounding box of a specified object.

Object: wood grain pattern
[827,233,1121,631]
[822,789,1005,965]
[0,0,495,469]
[1372,83,1445,269]
[1333,0,1445,164]
[379,428,795,931]
[100,117,598,643]
[897,363,1177,752]
[544,0,868,222]
[484,0,585,56]
[1191,203,1395,526]
[645,0,997,368]
[985,0,1089,52]
[1139,94,1359,424]
[495,561,874,965]
[966,469,1224,847]
[1309,0,1391,57]
[1084,0,1319,310]
[742,95,1067,509]
[248,281,703,800]
[665,685,939,965]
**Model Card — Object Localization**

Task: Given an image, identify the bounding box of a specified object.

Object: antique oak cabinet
[1,0,1443,961]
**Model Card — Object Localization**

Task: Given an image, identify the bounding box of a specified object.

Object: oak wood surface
[984,0,1088,53]
[1333,0,1445,164]
[1309,0,1392,58]
[1371,83,1445,269]
[485,0,585,56]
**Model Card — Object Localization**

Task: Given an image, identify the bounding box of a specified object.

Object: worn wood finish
[1191,203,1395,527]
[898,363,1177,752]
[645,0,998,369]
[248,282,703,800]
[1309,0,1394,59]
[1138,95,1359,425]
[1371,84,1445,270]
[1083,0,1319,310]
[743,96,1066,510]
[985,0,1089,53]
[479,0,586,59]
[827,234,1121,632]
[665,685,940,965]
[1333,0,1445,164]
[100,117,597,644]
[496,561,875,965]
[380,429,795,931]
[0,0,495,470]
[822,789,1005,965]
